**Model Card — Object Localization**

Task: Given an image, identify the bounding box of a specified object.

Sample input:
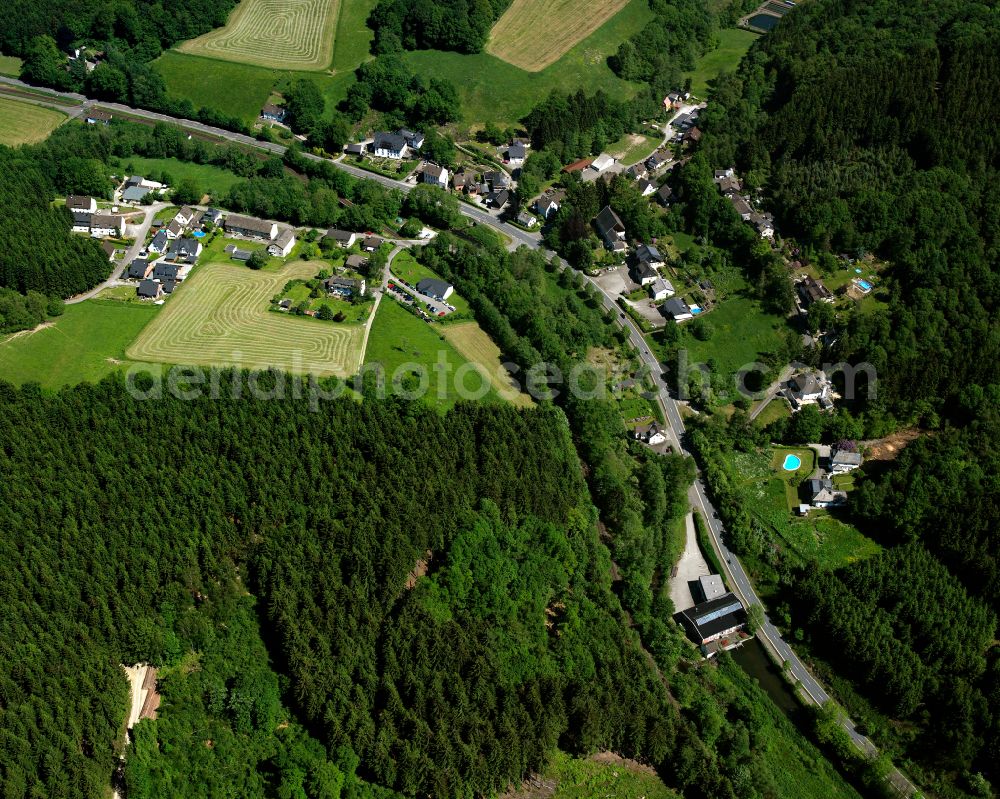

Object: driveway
[669,513,711,612]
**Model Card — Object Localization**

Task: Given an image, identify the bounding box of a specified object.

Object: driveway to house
[3,74,916,799]
[66,201,170,304]
[748,363,795,421]
[669,513,711,612]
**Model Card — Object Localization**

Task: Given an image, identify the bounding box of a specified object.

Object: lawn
[0,301,159,388]
[684,28,760,97]
[0,54,21,76]
[177,0,342,71]
[127,260,365,377]
[0,97,66,146]
[331,0,377,72]
[440,322,534,407]
[726,447,881,570]
[605,131,660,165]
[364,298,497,408]
[388,250,471,315]
[486,0,631,72]
[403,0,652,125]
[753,397,791,427]
[115,156,245,197]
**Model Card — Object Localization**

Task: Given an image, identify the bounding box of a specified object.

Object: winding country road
[2,74,914,797]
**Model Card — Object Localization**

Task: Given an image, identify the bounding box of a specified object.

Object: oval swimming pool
[782,453,802,471]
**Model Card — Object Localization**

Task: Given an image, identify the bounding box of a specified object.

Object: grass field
[331,0,377,71]
[405,0,651,124]
[440,322,533,407]
[605,131,660,164]
[388,251,471,315]
[753,397,791,427]
[487,0,631,72]
[177,0,342,71]
[0,54,21,76]
[116,156,246,196]
[127,261,364,376]
[684,28,759,97]
[0,302,159,388]
[364,299,497,407]
[0,97,65,146]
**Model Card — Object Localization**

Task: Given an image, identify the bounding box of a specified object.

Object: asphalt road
[4,74,914,797]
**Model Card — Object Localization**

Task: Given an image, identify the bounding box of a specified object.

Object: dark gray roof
[325,228,356,243]
[126,259,150,279]
[153,262,179,280]
[374,131,406,152]
[678,593,746,641]
[137,279,160,298]
[663,297,691,317]
[595,205,624,239]
[508,142,526,160]
[71,210,93,226]
[416,278,452,298]
[150,230,168,250]
[636,243,663,264]
[346,254,369,270]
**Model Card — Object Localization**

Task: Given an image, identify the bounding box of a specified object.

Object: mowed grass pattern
[0,97,65,145]
[178,0,341,70]
[441,322,534,407]
[127,261,363,376]
[488,0,631,71]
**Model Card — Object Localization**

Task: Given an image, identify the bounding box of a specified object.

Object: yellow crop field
[127,261,363,376]
[177,0,341,71]
[0,97,65,145]
[441,322,534,407]
[487,0,630,72]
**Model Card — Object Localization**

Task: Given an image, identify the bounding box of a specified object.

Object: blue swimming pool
[691,306,703,315]
[192,230,206,238]
[858,279,872,291]
[782,454,801,471]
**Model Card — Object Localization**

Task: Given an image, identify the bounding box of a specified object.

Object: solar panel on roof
[694,601,743,627]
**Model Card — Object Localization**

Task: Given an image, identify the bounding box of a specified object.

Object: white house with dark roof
[66,195,97,213]
[506,141,527,164]
[71,210,93,232]
[829,448,863,474]
[165,220,184,240]
[268,228,296,257]
[635,243,664,270]
[634,261,658,287]
[225,214,278,241]
[649,277,674,301]
[373,131,407,159]
[663,297,693,322]
[635,421,667,446]
[324,229,357,248]
[260,103,286,123]
[90,214,125,237]
[637,179,657,197]
[807,478,847,508]
[535,195,559,219]
[422,164,449,188]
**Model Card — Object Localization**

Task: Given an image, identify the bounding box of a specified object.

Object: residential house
[625,163,648,181]
[749,212,775,239]
[268,228,296,257]
[326,276,366,297]
[484,171,510,190]
[90,214,125,237]
[398,129,424,150]
[373,131,407,159]
[645,150,671,171]
[798,275,833,306]
[677,593,747,648]
[161,279,178,294]
[422,164,449,189]
[506,141,527,164]
[66,195,97,213]
[71,210,93,232]
[807,478,847,508]
[124,175,164,192]
[278,298,293,309]
[633,261,659,287]
[730,195,753,220]
[517,211,536,228]
[649,277,674,301]
[174,206,197,227]
[635,421,667,446]
[662,297,693,322]
[787,372,827,407]
[698,575,727,602]
[200,208,224,227]
[487,189,509,210]
[344,142,366,156]
[453,170,476,192]
[635,243,665,270]
[665,91,683,109]
[829,448,863,474]
[153,261,180,281]
[655,184,674,206]
[535,195,560,219]
[260,103,286,123]
[637,179,657,197]
[126,258,154,280]
[148,230,168,254]
[165,220,184,240]
[324,229,357,248]
[685,127,703,145]
[594,205,626,249]
[416,278,454,302]
[101,241,118,261]
[85,109,112,125]
[345,254,369,271]
[713,168,735,181]
[225,214,278,241]
[362,235,383,252]
[166,238,202,264]
[137,279,162,299]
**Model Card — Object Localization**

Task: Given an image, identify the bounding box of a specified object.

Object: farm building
[677,593,746,649]
[225,214,278,241]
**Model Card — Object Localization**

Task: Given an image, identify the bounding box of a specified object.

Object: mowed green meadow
[684,28,759,97]
[0,301,160,388]
[116,156,247,196]
[156,0,648,126]
[0,97,66,146]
